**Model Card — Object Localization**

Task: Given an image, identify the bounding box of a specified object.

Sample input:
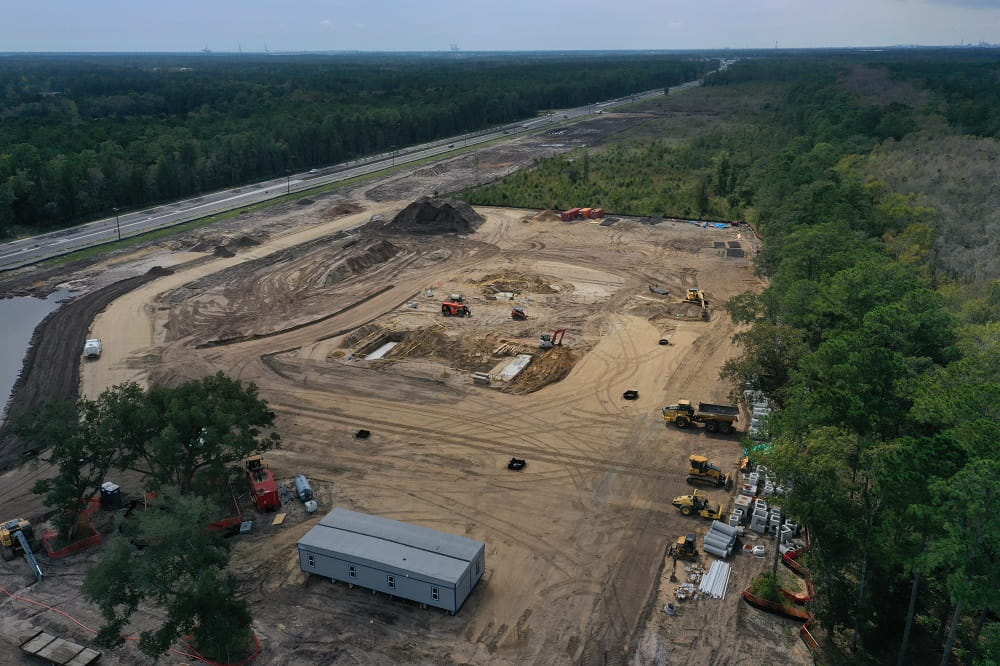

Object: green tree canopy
[83,489,254,660]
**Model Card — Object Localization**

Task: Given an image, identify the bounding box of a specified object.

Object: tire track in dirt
[409,489,582,576]
[265,396,690,484]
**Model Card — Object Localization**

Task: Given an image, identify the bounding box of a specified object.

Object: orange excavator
[539,329,566,349]
[511,307,527,320]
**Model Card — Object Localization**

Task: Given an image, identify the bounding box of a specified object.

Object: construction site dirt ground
[1,112,811,666]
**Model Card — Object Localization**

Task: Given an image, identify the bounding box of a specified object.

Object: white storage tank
[294,474,314,502]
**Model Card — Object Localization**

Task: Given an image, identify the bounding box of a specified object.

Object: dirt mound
[190,234,263,255]
[229,235,261,248]
[370,327,528,373]
[504,346,578,394]
[478,271,558,295]
[526,209,561,223]
[321,239,398,286]
[377,197,484,235]
[323,203,363,219]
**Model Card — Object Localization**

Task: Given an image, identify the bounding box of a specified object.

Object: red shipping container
[560,208,582,221]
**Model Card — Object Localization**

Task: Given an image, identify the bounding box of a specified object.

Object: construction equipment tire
[720,423,732,434]
[705,421,718,433]
[680,506,693,516]
[0,545,12,561]
[675,416,690,428]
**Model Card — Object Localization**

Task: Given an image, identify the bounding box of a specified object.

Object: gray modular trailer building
[297,508,486,613]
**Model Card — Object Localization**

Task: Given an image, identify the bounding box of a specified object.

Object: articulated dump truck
[662,400,739,434]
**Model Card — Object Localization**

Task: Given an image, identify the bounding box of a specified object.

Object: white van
[83,339,103,359]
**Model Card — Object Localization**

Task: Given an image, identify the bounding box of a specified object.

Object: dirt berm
[371,196,484,234]
[0,267,173,472]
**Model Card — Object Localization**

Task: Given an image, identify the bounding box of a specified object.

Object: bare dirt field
[0,111,811,665]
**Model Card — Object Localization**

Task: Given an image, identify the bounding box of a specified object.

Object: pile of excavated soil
[526,209,561,223]
[374,196,484,235]
[322,202,363,219]
[478,271,559,295]
[371,327,531,374]
[229,235,261,248]
[504,345,578,394]
[190,234,263,255]
[321,239,398,286]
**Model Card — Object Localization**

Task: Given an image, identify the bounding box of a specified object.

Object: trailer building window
[307,555,315,568]
[432,587,439,601]
[349,565,356,578]
[387,575,395,589]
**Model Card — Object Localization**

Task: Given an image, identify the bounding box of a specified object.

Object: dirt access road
[1,112,810,665]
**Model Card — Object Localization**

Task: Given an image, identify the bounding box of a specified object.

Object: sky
[2,0,999,52]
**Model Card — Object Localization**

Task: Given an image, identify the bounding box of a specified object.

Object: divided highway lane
[0,73,717,272]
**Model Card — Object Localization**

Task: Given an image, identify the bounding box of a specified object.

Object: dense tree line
[717,60,999,664]
[0,53,710,237]
[469,55,1000,663]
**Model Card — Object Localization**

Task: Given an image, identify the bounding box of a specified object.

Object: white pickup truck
[83,338,103,359]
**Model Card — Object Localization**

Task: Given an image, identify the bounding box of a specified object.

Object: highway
[0,75,714,271]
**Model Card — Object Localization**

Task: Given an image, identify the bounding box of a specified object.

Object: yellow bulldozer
[671,490,725,520]
[667,533,699,561]
[686,454,734,490]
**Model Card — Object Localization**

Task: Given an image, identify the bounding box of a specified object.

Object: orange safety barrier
[42,498,102,559]
[742,528,820,653]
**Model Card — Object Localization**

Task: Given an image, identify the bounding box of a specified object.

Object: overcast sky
[2,0,999,52]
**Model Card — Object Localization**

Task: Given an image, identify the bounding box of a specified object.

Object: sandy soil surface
[0,112,809,666]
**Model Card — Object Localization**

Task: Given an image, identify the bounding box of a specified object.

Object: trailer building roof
[319,508,483,561]
[303,508,485,587]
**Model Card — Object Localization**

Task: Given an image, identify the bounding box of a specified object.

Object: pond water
[0,289,74,421]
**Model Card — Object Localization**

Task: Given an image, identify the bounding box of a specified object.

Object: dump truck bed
[698,403,739,417]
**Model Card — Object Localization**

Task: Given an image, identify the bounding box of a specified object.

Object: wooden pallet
[20,631,101,666]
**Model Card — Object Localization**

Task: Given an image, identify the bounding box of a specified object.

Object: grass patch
[748,571,785,604]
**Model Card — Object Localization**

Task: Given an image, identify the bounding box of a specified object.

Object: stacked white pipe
[698,560,733,599]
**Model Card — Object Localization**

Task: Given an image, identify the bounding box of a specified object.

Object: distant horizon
[3,0,999,53]
[1,43,998,57]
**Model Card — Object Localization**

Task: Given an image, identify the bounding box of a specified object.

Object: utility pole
[113,207,121,241]
[286,170,291,194]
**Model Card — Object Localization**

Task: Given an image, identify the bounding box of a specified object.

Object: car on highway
[309,169,318,174]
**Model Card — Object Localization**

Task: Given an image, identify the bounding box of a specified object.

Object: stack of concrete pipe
[703,520,738,558]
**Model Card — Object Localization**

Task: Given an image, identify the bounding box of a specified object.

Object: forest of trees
[0,53,710,237]
[469,53,1000,664]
